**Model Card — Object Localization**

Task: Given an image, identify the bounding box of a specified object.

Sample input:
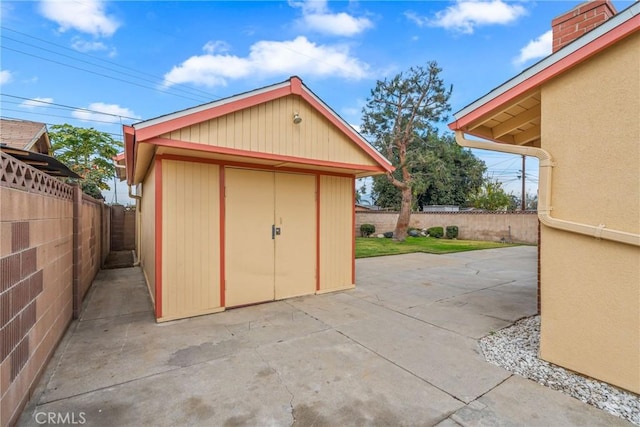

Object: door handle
[272,225,281,239]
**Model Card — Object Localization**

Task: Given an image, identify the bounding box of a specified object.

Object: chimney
[551,0,617,53]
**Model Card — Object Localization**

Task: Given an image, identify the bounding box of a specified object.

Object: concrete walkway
[19,246,631,426]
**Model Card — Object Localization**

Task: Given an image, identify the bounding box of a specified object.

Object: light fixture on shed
[293,113,302,124]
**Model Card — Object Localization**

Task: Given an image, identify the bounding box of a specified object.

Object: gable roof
[448,2,640,144]
[0,118,51,153]
[123,76,393,184]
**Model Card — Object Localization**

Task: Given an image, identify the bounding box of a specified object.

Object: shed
[123,76,392,322]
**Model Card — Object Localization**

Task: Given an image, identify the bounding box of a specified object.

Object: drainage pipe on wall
[455,131,640,247]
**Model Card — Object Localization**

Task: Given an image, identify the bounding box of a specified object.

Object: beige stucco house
[122,76,392,322]
[449,0,639,394]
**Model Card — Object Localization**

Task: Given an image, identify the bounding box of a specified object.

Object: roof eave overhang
[448,7,640,139]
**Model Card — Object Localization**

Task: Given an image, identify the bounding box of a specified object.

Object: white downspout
[455,131,640,247]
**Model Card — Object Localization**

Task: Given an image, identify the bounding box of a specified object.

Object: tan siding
[140,162,156,302]
[161,160,221,319]
[319,175,353,291]
[160,95,379,167]
[539,32,640,394]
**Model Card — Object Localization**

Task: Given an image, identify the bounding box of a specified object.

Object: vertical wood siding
[161,160,221,319]
[140,162,156,302]
[162,95,378,167]
[319,175,353,291]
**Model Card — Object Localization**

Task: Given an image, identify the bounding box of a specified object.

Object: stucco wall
[356,211,538,244]
[539,31,640,393]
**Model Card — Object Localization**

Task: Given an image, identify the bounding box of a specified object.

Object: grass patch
[355,236,518,258]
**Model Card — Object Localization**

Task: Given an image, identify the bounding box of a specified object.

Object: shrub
[360,224,376,237]
[427,226,444,238]
[446,226,459,239]
[383,231,394,238]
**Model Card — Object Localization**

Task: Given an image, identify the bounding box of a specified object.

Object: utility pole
[521,155,526,211]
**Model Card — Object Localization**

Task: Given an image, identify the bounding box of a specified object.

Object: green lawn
[355,236,518,258]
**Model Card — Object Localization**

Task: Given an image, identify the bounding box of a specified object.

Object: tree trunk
[394,187,412,241]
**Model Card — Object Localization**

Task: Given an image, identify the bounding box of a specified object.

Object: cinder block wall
[355,211,538,244]
[110,205,136,251]
[78,196,103,303]
[1,178,74,427]
[0,153,110,427]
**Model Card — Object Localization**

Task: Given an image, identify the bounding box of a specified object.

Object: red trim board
[154,157,163,318]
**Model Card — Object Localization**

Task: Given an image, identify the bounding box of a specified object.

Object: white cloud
[20,97,54,108]
[71,38,118,57]
[72,102,140,123]
[289,0,373,36]
[39,0,120,37]
[163,36,370,88]
[0,70,12,85]
[202,41,231,55]
[513,30,552,66]
[410,0,527,34]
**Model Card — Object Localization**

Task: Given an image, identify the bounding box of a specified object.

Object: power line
[2,116,124,141]
[2,94,142,121]
[1,26,223,102]
[1,107,131,126]
[1,45,211,104]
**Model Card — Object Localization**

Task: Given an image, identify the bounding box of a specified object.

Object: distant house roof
[0,118,51,154]
[0,144,80,179]
[448,2,640,145]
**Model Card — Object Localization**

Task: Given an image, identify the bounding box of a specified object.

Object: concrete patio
[18,246,631,426]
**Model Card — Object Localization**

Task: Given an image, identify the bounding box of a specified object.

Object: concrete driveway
[19,246,630,426]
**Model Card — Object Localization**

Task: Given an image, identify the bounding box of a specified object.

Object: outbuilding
[122,76,392,322]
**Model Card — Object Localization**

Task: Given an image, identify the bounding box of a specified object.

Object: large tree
[468,179,514,211]
[361,62,452,240]
[49,124,122,199]
[371,132,486,210]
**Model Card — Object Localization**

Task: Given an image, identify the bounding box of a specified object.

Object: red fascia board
[123,125,135,184]
[298,87,394,173]
[449,16,639,132]
[147,137,387,173]
[135,86,293,141]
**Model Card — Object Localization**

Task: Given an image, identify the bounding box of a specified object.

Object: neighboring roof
[123,76,393,184]
[0,144,81,178]
[0,118,51,153]
[448,2,640,144]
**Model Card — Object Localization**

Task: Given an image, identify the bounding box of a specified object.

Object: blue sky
[1,0,633,204]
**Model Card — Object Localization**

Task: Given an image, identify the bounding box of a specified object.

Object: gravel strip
[479,316,640,425]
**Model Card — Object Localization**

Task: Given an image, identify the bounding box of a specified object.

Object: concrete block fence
[0,152,111,427]
[355,211,538,244]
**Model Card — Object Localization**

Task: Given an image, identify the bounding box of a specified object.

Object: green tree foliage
[371,133,486,210]
[361,62,452,241]
[468,179,514,211]
[49,124,122,199]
